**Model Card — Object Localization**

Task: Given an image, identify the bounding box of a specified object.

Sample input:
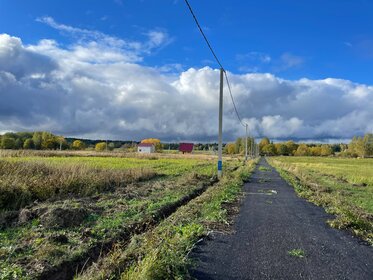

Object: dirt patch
[40,207,89,229]
[0,210,19,229]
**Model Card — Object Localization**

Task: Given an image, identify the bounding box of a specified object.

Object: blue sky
[0,0,373,141]
[2,0,373,83]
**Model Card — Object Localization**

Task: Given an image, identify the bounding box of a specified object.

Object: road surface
[190,158,373,280]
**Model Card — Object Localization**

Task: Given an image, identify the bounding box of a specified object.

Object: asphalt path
[190,158,373,280]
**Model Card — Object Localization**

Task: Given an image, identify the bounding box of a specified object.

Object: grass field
[268,157,373,244]
[0,152,255,279]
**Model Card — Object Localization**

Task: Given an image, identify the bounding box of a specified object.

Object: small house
[138,143,155,154]
[179,143,194,154]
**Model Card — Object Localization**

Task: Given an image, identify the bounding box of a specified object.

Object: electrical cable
[183,0,248,128]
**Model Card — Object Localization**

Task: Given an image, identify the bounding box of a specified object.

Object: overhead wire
[183,0,247,128]
[183,0,224,69]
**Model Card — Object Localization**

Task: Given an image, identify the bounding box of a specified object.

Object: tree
[72,140,86,150]
[32,132,43,150]
[348,136,365,157]
[259,137,270,154]
[285,141,298,156]
[95,142,107,151]
[294,144,310,156]
[14,138,23,149]
[262,144,276,156]
[363,133,373,157]
[23,139,34,149]
[41,132,58,150]
[320,145,332,156]
[235,138,243,154]
[224,143,236,154]
[57,137,68,150]
[108,142,115,151]
[310,146,322,156]
[1,137,15,149]
[275,143,288,156]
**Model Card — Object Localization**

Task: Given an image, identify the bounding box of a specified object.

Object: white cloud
[36,16,171,63]
[0,32,373,142]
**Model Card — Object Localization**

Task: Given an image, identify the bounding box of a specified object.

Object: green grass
[258,166,272,172]
[288,249,305,258]
[0,153,243,279]
[6,156,216,177]
[268,157,373,245]
[75,159,258,280]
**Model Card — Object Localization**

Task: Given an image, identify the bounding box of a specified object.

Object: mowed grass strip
[268,157,373,244]
[76,160,258,280]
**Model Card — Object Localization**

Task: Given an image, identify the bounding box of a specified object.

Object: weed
[288,249,305,258]
[258,166,272,172]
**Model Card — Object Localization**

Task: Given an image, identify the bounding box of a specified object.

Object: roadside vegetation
[268,157,373,245]
[76,159,257,280]
[0,152,255,279]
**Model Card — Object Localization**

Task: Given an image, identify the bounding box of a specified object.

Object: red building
[179,143,194,154]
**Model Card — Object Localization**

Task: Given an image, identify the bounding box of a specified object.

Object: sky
[0,0,373,142]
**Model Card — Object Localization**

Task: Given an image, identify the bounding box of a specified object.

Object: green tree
[108,142,115,151]
[23,139,34,149]
[259,137,270,154]
[1,137,16,149]
[32,132,43,150]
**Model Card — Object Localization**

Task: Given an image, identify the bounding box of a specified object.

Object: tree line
[0,132,218,153]
[223,133,373,158]
[257,134,373,157]
[0,132,132,151]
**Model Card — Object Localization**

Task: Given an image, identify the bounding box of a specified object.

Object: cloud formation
[0,32,372,142]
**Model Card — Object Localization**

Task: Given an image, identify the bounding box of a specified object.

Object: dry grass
[0,160,156,210]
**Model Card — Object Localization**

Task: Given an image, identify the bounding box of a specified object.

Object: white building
[137,143,155,153]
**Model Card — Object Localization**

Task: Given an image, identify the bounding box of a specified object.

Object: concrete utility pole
[245,124,248,162]
[218,68,224,178]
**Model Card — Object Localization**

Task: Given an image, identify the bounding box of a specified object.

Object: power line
[183,0,223,69]
[183,0,247,128]
[224,71,246,127]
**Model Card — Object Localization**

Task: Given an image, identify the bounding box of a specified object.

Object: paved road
[190,158,373,280]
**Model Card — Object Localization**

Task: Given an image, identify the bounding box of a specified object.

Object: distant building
[138,143,155,153]
[179,143,194,154]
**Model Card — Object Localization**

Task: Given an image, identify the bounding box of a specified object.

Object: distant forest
[0,131,218,152]
[226,134,373,158]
